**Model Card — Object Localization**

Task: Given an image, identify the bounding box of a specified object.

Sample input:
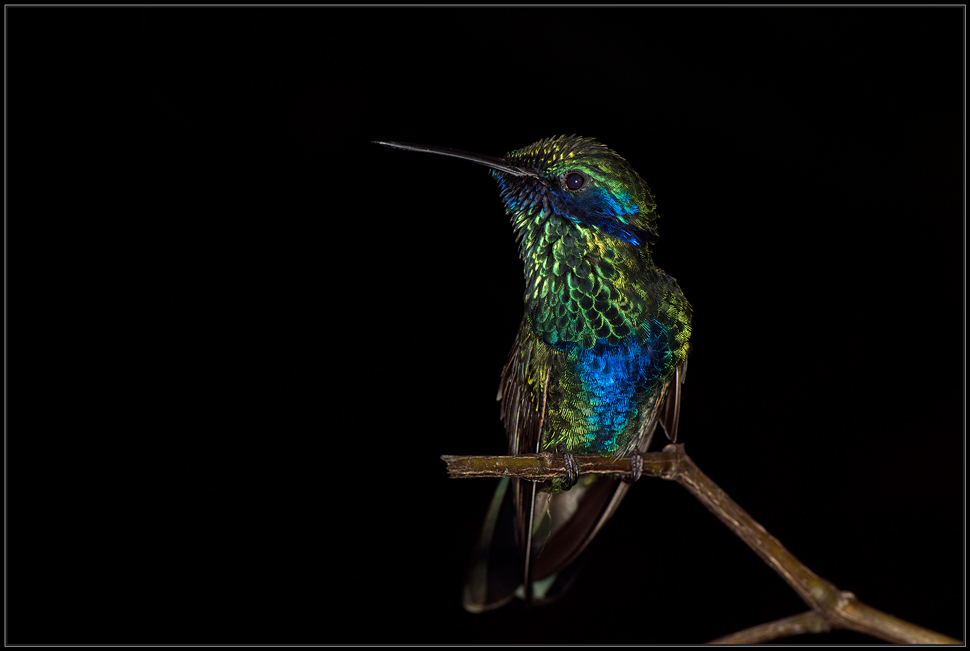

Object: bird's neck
[516,211,654,349]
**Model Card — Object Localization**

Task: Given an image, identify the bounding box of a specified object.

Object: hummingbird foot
[618,451,643,484]
[556,444,579,489]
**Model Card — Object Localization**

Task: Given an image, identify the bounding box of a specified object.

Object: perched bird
[376,136,692,612]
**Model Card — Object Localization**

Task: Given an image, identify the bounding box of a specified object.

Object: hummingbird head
[495,135,658,248]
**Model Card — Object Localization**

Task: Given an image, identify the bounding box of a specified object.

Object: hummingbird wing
[497,316,547,457]
[657,359,688,443]
[462,318,543,612]
[463,318,546,612]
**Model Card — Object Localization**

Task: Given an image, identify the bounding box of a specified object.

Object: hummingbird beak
[373,141,537,178]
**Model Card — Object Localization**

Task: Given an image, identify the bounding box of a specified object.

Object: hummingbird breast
[518,209,652,349]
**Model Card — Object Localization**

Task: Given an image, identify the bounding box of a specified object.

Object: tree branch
[440,444,961,645]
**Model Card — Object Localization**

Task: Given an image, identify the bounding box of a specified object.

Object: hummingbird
[376,136,692,612]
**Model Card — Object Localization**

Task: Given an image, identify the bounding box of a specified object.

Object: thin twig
[440,444,961,645]
[708,610,831,644]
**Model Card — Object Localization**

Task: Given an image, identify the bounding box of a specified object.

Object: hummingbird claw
[556,445,579,489]
[618,451,643,484]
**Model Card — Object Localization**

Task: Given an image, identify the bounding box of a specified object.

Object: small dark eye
[565,172,585,191]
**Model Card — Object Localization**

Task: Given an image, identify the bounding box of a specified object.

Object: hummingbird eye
[564,172,586,191]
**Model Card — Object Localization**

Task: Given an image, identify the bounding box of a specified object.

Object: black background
[10,6,963,645]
